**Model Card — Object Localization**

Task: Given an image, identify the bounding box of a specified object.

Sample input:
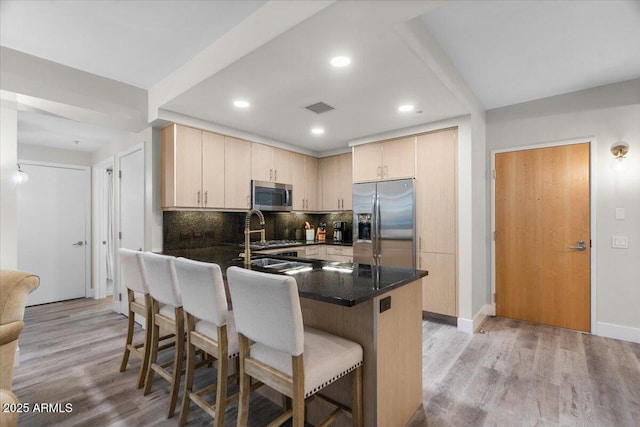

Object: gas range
[243,240,301,250]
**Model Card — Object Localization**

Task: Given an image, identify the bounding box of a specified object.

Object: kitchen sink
[250,258,289,267]
[250,258,313,273]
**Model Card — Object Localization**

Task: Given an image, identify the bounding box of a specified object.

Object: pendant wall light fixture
[15,163,29,184]
[610,141,629,161]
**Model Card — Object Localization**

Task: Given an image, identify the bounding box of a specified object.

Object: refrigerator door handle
[375,193,382,263]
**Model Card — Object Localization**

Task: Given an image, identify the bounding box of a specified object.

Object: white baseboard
[457,304,492,334]
[596,322,640,344]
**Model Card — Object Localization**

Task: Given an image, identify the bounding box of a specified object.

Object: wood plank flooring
[11,298,640,426]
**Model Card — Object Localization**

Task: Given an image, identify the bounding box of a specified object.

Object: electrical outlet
[380,296,391,313]
[612,236,628,249]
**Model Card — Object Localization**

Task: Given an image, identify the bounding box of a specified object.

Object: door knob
[73,241,84,246]
[568,240,586,251]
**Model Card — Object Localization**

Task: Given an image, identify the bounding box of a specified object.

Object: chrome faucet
[244,209,266,266]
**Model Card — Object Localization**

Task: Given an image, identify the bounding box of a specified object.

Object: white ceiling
[17,109,126,153]
[0,0,266,89]
[421,0,640,109]
[1,0,639,154]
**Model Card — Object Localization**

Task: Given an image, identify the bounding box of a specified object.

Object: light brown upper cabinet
[353,136,415,183]
[320,152,352,211]
[416,129,457,254]
[225,136,252,210]
[251,143,292,184]
[291,153,318,211]
[161,123,225,209]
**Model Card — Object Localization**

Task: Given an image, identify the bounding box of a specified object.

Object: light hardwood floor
[12,298,640,426]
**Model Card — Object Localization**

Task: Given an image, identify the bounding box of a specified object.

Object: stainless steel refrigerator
[352,178,415,269]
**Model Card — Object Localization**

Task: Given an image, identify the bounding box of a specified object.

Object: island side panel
[376,279,423,427]
[300,297,376,427]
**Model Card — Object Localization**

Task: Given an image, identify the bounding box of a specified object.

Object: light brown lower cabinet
[419,252,456,317]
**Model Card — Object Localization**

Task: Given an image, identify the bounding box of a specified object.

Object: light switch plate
[615,208,625,220]
[612,236,628,249]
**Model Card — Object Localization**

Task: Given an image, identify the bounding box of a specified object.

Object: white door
[115,147,144,313]
[18,163,89,306]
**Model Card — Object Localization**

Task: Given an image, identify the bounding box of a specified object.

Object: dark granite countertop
[162,245,427,307]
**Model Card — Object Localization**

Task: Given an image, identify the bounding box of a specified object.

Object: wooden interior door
[495,143,590,332]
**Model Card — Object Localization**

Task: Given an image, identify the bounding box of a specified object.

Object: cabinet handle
[247,195,250,207]
[270,169,273,181]
[377,166,382,178]
[383,165,388,177]
[419,237,422,251]
[197,191,201,205]
[274,169,278,181]
[204,191,208,206]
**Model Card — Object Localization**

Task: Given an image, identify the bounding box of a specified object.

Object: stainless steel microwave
[251,180,293,211]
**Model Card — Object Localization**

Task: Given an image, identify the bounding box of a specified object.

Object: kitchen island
[164,247,427,426]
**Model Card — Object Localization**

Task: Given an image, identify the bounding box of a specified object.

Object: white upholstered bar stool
[227,267,363,427]
[118,248,153,389]
[142,252,185,418]
[174,258,239,427]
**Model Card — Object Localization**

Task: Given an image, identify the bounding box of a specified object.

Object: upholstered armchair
[0,270,39,426]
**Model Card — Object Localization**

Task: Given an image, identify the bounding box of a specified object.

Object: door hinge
[492,169,496,179]
[119,231,122,240]
[493,231,496,241]
[493,292,496,302]
[119,170,122,179]
[118,293,122,301]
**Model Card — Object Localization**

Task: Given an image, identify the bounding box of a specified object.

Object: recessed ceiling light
[311,127,325,135]
[398,104,414,112]
[233,100,250,108]
[330,56,351,68]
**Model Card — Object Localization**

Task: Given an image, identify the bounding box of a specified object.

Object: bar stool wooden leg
[119,291,136,373]
[179,314,197,427]
[237,334,251,427]
[137,294,154,389]
[292,354,305,427]
[143,300,160,396]
[167,306,185,418]
[351,366,363,427]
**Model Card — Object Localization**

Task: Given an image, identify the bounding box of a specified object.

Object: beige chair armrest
[0,322,24,346]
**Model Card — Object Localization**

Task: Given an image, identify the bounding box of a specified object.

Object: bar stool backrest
[119,248,149,294]
[142,252,182,307]
[175,258,228,326]
[227,267,304,357]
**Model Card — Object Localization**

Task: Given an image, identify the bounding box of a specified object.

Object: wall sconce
[610,142,629,161]
[15,163,29,184]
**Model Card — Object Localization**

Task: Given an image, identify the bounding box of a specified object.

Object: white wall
[486,79,640,341]
[18,144,93,166]
[0,97,18,269]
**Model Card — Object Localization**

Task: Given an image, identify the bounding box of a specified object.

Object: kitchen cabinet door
[320,155,340,211]
[251,143,274,182]
[353,142,382,182]
[353,137,415,183]
[252,143,292,183]
[419,252,456,316]
[202,131,225,208]
[382,136,415,180]
[416,129,456,254]
[320,153,352,211]
[225,136,252,209]
[161,123,203,209]
[304,156,318,210]
[339,152,353,210]
[273,147,292,184]
[291,153,306,211]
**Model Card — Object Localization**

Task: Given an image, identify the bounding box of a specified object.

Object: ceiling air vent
[305,102,334,114]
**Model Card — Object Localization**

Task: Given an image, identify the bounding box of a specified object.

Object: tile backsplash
[163,211,353,251]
